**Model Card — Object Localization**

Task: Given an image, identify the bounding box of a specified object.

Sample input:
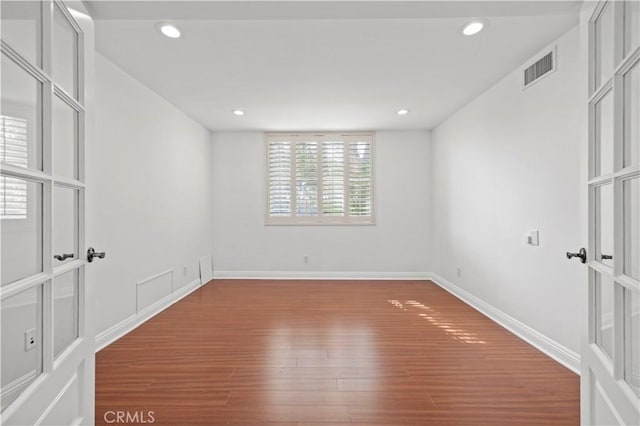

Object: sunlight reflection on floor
[388,299,486,344]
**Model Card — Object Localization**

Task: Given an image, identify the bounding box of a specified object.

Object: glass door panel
[0,285,43,410]
[0,1,41,67]
[53,185,78,265]
[52,96,78,180]
[1,178,43,286]
[595,1,615,89]
[624,178,640,280]
[53,270,79,359]
[595,90,614,177]
[595,271,615,359]
[52,5,78,99]
[625,0,640,55]
[1,54,43,171]
[625,288,640,396]
[624,61,639,168]
[596,183,614,266]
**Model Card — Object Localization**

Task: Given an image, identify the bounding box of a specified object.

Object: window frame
[265,131,375,226]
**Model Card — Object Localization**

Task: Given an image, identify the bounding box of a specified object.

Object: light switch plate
[527,230,539,246]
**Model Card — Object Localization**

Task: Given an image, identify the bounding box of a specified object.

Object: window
[1,115,28,219]
[266,132,374,224]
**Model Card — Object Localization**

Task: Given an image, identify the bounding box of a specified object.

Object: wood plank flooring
[95,280,579,425]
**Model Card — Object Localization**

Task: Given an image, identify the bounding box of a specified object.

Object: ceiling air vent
[523,47,556,89]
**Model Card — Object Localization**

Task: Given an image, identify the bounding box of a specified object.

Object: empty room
[0,0,639,424]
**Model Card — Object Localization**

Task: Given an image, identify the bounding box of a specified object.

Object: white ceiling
[90,1,581,131]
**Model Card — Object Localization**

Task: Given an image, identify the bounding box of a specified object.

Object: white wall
[430,26,585,356]
[211,131,431,277]
[91,53,213,336]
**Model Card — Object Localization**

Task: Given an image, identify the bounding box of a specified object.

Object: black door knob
[566,248,587,264]
[87,247,106,263]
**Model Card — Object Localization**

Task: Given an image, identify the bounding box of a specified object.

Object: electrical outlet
[24,328,36,351]
[304,255,309,264]
[456,266,462,278]
[183,266,188,276]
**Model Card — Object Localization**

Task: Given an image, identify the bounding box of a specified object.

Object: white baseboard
[427,273,580,374]
[95,278,202,352]
[212,270,431,280]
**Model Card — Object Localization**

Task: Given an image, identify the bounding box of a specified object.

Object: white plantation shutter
[295,141,318,216]
[268,141,292,216]
[1,176,28,218]
[1,115,28,219]
[321,141,344,216]
[266,133,374,224]
[348,139,372,217]
[1,116,28,166]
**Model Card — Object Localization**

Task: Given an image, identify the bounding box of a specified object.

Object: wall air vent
[523,47,556,89]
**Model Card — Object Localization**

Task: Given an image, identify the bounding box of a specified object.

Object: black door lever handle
[566,248,587,264]
[54,253,74,261]
[87,247,106,263]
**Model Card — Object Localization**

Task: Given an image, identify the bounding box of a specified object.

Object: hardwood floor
[95,280,579,425]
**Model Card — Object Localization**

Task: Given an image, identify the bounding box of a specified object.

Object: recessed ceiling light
[157,23,181,39]
[396,109,410,116]
[232,109,245,116]
[462,20,485,36]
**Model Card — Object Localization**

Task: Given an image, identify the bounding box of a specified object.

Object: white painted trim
[34,372,78,426]
[0,370,37,403]
[428,273,581,374]
[136,268,173,289]
[594,379,626,426]
[135,269,173,312]
[212,270,431,280]
[95,278,202,352]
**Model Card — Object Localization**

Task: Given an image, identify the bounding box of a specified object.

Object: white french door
[581,0,640,424]
[0,1,95,424]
